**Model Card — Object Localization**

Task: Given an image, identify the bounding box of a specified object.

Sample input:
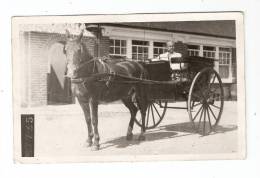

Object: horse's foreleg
[78,100,93,147]
[122,98,138,140]
[89,99,100,151]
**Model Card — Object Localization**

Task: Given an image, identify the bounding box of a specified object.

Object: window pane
[132,40,148,46]
[109,39,114,46]
[138,54,143,60]
[132,54,137,60]
[132,46,137,53]
[188,45,199,49]
[227,53,230,59]
[115,47,120,54]
[132,40,140,45]
[143,47,148,53]
[138,46,143,53]
[219,53,223,59]
[154,48,158,54]
[121,40,126,47]
[121,48,126,55]
[115,40,120,46]
[109,47,114,54]
[219,47,231,52]
[203,46,216,51]
[154,42,166,47]
[219,66,229,78]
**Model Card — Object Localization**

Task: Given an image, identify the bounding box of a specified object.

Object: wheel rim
[188,68,224,135]
[135,100,167,129]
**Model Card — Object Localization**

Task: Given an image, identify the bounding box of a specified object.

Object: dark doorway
[47,42,74,105]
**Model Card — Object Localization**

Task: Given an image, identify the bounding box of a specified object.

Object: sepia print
[12,12,245,163]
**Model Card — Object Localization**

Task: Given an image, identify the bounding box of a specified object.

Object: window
[109,39,127,56]
[153,42,167,58]
[219,47,232,79]
[203,46,216,58]
[132,40,149,61]
[187,45,200,56]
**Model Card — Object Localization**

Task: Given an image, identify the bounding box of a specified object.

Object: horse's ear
[65,29,71,39]
[77,30,84,41]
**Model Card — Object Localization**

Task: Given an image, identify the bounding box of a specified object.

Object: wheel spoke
[209,74,216,87]
[206,106,212,130]
[210,103,221,109]
[152,103,162,119]
[151,104,156,125]
[192,104,203,121]
[208,105,218,121]
[203,106,206,135]
[197,107,204,130]
[193,102,201,108]
[146,104,150,127]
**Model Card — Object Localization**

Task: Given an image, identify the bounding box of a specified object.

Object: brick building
[19,21,237,107]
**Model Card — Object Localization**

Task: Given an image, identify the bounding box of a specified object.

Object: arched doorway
[47,42,74,104]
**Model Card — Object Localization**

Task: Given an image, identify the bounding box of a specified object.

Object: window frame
[132,40,149,61]
[153,41,167,58]
[187,44,200,57]
[218,47,232,80]
[109,39,127,57]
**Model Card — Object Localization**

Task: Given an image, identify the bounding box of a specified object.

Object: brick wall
[28,32,53,106]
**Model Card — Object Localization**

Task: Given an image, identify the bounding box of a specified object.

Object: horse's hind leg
[136,87,148,141]
[78,99,93,147]
[137,101,147,141]
[122,98,138,140]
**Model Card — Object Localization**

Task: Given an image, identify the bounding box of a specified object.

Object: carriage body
[134,55,224,135]
[142,55,215,102]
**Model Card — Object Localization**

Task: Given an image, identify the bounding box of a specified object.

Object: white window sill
[221,78,233,83]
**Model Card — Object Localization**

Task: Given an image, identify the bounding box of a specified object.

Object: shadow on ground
[101,122,237,150]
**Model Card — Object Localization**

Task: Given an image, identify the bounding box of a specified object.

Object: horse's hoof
[138,135,146,141]
[91,145,100,151]
[86,140,93,147]
[126,133,133,141]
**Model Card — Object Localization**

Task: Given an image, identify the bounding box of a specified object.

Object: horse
[63,30,148,151]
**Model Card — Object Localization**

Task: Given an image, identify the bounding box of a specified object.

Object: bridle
[66,58,98,79]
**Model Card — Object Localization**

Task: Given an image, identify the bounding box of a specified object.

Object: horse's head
[64,30,86,78]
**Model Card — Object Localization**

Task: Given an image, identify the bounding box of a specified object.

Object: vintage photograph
[12,12,245,162]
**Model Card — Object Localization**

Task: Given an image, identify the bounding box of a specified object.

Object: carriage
[65,31,224,150]
[72,53,224,136]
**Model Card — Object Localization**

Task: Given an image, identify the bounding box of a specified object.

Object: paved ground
[26,101,238,160]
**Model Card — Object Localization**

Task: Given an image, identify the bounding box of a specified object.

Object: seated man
[152,41,187,71]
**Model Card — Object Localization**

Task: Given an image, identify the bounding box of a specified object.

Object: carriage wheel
[188,67,224,135]
[134,100,167,130]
